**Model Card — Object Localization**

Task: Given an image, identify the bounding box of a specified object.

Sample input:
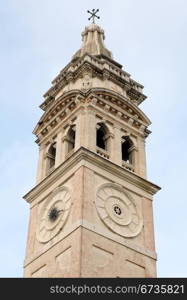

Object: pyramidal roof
[72,24,113,60]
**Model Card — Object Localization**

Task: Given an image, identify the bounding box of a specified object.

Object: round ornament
[96,183,143,237]
[37,186,71,243]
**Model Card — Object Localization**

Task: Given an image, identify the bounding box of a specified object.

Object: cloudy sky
[0,0,186,277]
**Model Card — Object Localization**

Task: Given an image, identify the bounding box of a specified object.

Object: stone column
[55,130,63,168]
[110,125,122,165]
[36,144,46,184]
[137,137,147,178]
[84,106,96,152]
[61,135,69,162]
[129,145,138,172]
[74,107,85,151]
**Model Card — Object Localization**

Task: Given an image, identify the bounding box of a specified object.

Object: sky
[0,0,186,277]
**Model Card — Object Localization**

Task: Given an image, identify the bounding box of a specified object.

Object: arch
[46,142,56,174]
[67,126,76,153]
[121,136,133,164]
[96,122,109,151]
[93,89,151,125]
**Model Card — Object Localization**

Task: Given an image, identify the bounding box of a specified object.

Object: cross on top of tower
[87,9,100,24]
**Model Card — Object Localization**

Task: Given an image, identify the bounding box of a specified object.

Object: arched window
[96,123,108,150]
[121,136,133,164]
[67,127,75,153]
[46,142,56,174]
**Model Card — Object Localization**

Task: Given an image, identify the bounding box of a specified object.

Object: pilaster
[36,144,46,184]
[110,125,121,165]
[74,107,86,151]
[84,106,96,152]
[55,131,63,168]
[138,137,147,178]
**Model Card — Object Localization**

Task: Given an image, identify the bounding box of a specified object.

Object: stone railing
[96,147,110,159]
[65,149,75,159]
[46,165,55,176]
[122,161,134,172]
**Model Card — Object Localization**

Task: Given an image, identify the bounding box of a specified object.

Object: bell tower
[23,20,160,278]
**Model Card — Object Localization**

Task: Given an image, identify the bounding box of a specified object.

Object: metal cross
[87,9,100,24]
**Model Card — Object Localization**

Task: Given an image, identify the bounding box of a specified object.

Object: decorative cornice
[23,147,161,204]
[88,89,151,125]
[33,88,151,142]
[41,53,146,112]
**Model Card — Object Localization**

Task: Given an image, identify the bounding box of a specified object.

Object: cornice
[33,90,84,136]
[33,88,151,141]
[90,89,151,125]
[23,147,161,204]
[41,53,146,112]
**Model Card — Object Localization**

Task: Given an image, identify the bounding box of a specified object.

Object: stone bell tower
[23,21,160,277]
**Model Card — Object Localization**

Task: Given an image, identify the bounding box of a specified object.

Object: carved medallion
[96,183,143,237]
[36,186,71,243]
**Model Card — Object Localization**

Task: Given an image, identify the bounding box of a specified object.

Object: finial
[87,9,100,24]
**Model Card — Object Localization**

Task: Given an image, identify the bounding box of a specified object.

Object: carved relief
[82,73,92,91]
[96,183,143,237]
[36,186,71,243]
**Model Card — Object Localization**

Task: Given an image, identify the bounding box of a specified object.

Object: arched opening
[121,136,133,164]
[67,127,76,153]
[46,142,56,173]
[96,123,108,150]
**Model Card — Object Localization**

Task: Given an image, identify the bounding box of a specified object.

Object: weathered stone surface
[23,23,160,278]
[72,24,113,60]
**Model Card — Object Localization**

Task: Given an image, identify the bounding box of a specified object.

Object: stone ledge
[23,147,161,204]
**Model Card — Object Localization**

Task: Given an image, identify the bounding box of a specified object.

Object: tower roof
[72,24,113,61]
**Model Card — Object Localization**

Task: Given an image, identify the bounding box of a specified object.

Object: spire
[72,23,113,61]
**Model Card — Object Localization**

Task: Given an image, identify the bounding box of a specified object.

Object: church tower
[23,19,160,277]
